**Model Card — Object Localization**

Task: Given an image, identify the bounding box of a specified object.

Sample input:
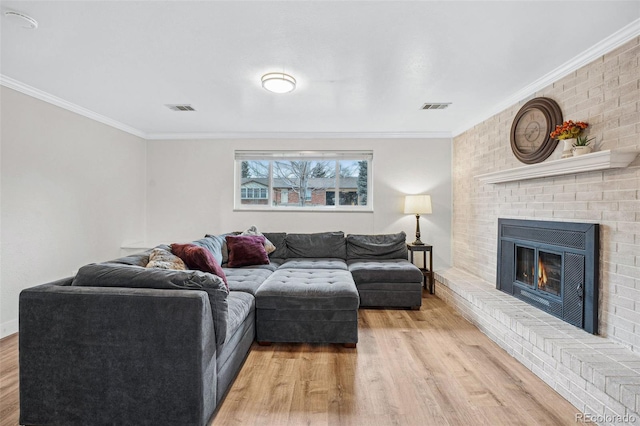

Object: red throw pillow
[171,243,228,289]
[225,235,270,268]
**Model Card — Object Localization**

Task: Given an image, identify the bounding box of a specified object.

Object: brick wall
[453,37,640,351]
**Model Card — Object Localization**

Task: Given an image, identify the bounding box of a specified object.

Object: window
[236,150,373,211]
[241,188,267,199]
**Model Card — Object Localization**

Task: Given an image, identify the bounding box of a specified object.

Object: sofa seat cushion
[279,258,348,271]
[235,262,279,272]
[215,292,256,399]
[256,269,359,311]
[225,291,255,343]
[347,259,423,284]
[223,268,273,296]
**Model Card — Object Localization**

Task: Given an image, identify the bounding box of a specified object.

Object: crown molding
[144,131,452,140]
[1,75,450,140]
[452,18,640,137]
[0,75,147,139]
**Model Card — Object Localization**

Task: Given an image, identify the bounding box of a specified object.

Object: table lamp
[404,194,432,245]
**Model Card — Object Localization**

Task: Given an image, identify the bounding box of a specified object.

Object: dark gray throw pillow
[346,232,408,260]
[285,232,346,259]
[72,263,229,346]
[262,232,287,258]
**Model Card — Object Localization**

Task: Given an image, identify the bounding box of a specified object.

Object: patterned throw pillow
[242,225,276,254]
[225,235,270,268]
[171,243,228,289]
[146,248,187,270]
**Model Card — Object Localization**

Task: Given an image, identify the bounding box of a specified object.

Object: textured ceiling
[1,1,639,138]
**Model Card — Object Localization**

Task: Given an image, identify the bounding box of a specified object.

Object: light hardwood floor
[0,333,19,426]
[1,294,581,425]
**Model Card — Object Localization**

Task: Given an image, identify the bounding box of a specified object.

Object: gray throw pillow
[206,232,240,265]
[192,235,225,266]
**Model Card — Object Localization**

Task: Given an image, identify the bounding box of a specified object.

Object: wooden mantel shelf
[475,150,640,184]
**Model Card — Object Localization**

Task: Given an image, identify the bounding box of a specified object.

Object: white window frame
[235,150,373,212]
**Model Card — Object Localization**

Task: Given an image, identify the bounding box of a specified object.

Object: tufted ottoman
[347,259,424,309]
[255,268,359,347]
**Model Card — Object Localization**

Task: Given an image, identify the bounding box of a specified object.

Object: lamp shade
[404,195,432,215]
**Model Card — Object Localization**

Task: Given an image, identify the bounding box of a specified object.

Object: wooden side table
[407,243,434,294]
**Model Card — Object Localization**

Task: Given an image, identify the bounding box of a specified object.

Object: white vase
[572,145,592,157]
[561,139,575,158]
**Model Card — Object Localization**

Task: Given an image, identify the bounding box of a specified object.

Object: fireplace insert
[496,219,599,334]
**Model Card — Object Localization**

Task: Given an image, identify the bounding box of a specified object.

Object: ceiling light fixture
[261,72,296,94]
[4,10,38,29]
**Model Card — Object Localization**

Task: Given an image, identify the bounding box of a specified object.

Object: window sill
[233,207,374,213]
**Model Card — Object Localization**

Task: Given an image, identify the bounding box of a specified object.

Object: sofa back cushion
[72,263,229,346]
[346,232,408,260]
[285,232,346,259]
[262,232,287,259]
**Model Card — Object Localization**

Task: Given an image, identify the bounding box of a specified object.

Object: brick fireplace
[452,35,640,352]
[443,35,640,420]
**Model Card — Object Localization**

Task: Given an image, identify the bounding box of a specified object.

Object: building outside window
[235,150,372,211]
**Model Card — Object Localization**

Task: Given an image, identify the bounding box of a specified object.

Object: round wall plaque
[510,97,563,164]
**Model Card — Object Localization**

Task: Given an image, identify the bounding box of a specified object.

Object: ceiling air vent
[166,104,196,112]
[421,103,451,110]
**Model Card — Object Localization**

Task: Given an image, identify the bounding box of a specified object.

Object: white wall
[0,87,147,337]
[146,138,452,270]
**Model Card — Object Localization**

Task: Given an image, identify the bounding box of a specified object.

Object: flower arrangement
[549,120,588,140]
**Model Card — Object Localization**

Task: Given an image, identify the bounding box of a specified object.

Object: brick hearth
[436,268,640,424]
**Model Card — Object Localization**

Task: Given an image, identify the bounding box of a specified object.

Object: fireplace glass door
[515,246,562,297]
[515,246,535,286]
[538,251,562,296]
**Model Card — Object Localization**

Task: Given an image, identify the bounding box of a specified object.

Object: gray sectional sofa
[19,231,423,426]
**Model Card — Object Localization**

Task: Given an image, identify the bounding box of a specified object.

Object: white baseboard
[1,319,18,339]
